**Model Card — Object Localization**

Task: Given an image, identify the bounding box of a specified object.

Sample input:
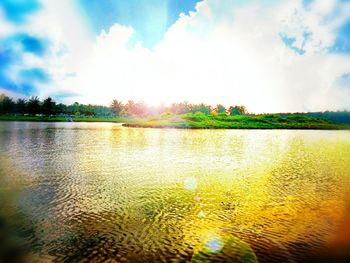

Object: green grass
[72,117,127,122]
[122,112,350,130]
[2,113,350,129]
[0,115,127,123]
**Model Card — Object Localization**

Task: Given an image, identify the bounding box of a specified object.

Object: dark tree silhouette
[0,94,15,114]
[27,96,40,115]
[42,97,55,116]
[15,98,27,114]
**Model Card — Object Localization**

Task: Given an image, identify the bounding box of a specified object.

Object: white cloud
[0,0,95,98]
[12,0,350,112]
[0,8,15,38]
[17,0,94,98]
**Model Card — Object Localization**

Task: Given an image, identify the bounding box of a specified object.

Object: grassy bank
[1,113,350,129]
[122,113,350,130]
[0,115,126,123]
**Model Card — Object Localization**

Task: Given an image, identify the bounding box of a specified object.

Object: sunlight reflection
[198,211,205,218]
[194,195,201,202]
[184,176,197,191]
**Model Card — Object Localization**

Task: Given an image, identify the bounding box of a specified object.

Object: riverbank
[122,113,350,130]
[0,115,126,123]
[1,113,350,129]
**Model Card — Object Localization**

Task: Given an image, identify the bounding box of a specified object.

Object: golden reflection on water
[0,122,350,262]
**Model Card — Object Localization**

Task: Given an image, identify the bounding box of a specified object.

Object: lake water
[0,122,350,262]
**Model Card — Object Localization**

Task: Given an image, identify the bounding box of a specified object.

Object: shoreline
[1,115,350,130]
[122,123,350,130]
[1,119,349,130]
[0,115,126,123]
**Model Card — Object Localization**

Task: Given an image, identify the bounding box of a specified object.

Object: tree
[229,105,248,115]
[72,102,80,115]
[15,98,27,114]
[125,100,136,116]
[0,94,15,114]
[56,103,67,115]
[124,100,150,117]
[133,101,148,117]
[237,105,248,115]
[169,102,190,114]
[215,104,226,114]
[190,103,211,115]
[111,99,124,116]
[42,97,55,116]
[27,96,40,115]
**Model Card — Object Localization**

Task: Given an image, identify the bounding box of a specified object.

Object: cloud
[1,0,350,113]
[52,0,350,112]
[76,0,201,48]
[0,32,49,94]
[0,38,36,94]
[0,0,51,96]
[0,0,92,98]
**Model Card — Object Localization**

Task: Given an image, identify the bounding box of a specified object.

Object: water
[0,121,350,262]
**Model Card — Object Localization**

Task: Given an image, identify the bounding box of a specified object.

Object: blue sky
[0,0,201,95]
[0,0,350,112]
[0,0,41,24]
[77,0,201,48]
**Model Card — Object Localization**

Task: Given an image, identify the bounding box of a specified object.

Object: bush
[183,112,210,122]
[161,112,173,119]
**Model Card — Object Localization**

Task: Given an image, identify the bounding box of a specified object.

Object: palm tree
[111,99,124,116]
[27,96,40,115]
[15,98,27,114]
[42,97,56,116]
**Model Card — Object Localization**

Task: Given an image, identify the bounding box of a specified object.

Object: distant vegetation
[124,112,350,130]
[0,94,248,118]
[0,94,113,117]
[0,93,350,129]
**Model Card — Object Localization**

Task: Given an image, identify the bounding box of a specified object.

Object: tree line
[0,94,112,117]
[110,100,248,117]
[0,94,248,117]
[1,93,349,123]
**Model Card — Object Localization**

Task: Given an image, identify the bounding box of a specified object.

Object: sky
[0,0,350,113]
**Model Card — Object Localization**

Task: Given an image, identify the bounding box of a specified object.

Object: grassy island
[122,112,350,130]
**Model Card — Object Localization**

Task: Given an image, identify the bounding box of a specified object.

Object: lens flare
[184,176,197,191]
[205,235,224,254]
